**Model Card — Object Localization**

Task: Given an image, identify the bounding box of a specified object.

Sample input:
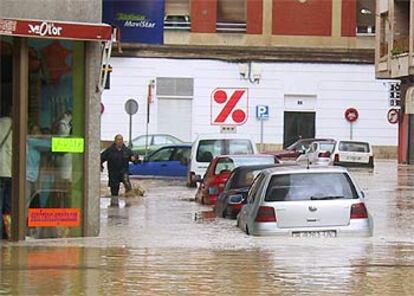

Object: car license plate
[292,231,337,238]
[343,155,362,162]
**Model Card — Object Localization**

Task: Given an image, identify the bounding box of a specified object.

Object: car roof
[133,133,182,140]
[232,163,292,174]
[214,154,274,160]
[297,138,336,143]
[194,133,254,140]
[262,164,349,176]
[336,140,371,144]
[150,144,192,152]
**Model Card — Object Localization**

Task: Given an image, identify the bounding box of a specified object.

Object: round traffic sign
[344,108,359,123]
[124,99,139,115]
[387,108,400,124]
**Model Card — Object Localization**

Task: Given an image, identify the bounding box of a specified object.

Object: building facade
[102,0,396,155]
[0,0,112,240]
[375,0,414,164]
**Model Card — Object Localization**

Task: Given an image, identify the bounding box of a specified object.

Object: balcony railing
[164,15,190,31]
[216,22,246,33]
[392,37,409,56]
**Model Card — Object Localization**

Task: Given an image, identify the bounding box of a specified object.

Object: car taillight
[318,151,331,158]
[350,203,368,219]
[334,153,339,162]
[255,206,277,222]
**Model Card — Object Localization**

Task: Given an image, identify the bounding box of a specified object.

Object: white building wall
[102,58,397,146]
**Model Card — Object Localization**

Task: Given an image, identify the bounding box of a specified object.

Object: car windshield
[287,140,312,151]
[214,156,275,175]
[132,136,149,147]
[338,141,370,153]
[265,172,358,202]
[196,139,254,162]
[153,135,182,145]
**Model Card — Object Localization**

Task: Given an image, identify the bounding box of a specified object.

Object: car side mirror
[360,191,365,198]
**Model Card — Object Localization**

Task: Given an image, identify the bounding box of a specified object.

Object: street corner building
[0,0,114,240]
[100,0,398,160]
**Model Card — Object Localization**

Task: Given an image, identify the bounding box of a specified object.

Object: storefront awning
[0,18,113,41]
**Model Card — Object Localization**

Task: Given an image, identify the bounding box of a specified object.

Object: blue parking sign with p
[256,105,269,120]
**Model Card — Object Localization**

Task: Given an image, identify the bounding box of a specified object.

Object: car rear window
[196,140,225,162]
[338,141,370,153]
[232,169,264,189]
[214,156,275,175]
[227,139,254,154]
[196,139,254,162]
[319,142,335,152]
[265,173,358,202]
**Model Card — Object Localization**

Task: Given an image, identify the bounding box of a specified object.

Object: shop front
[0,19,113,241]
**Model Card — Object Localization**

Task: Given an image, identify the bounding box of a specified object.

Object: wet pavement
[2,160,414,295]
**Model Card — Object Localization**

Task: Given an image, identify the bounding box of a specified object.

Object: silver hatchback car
[237,166,373,237]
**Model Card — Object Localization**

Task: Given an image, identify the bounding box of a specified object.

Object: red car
[195,154,278,205]
[268,138,335,161]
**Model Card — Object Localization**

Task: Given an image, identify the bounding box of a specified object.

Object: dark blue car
[129,144,191,177]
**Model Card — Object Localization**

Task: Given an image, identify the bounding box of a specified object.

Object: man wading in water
[101,134,136,207]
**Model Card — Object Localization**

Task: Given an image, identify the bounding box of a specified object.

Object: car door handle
[161,164,167,167]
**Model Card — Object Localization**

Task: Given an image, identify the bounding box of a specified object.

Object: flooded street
[2,160,414,295]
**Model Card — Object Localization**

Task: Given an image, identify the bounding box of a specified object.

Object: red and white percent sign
[211,88,248,125]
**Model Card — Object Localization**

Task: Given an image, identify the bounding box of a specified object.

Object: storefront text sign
[0,18,112,41]
[52,137,84,153]
[28,22,63,37]
[28,208,81,227]
[103,0,164,44]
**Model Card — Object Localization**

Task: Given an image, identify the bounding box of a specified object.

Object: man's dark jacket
[101,144,134,186]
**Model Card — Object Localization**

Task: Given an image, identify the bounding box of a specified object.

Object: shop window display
[27,39,85,238]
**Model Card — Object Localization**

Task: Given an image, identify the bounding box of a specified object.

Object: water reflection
[2,243,414,295]
[2,161,414,295]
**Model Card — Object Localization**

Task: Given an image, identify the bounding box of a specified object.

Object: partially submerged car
[237,165,373,237]
[195,154,278,205]
[187,133,258,187]
[296,139,336,166]
[214,164,279,219]
[129,144,191,177]
[332,140,374,168]
[269,138,335,161]
[130,134,185,156]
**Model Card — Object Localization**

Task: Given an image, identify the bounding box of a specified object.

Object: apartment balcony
[375,0,411,79]
[377,38,411,79]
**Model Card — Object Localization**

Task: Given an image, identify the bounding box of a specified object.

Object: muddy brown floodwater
[1,161,414,295]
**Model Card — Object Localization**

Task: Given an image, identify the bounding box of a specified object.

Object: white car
[296,140,336,166]
[237,165,373,237]
[187,133,258,187]
[332,140,374,168]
